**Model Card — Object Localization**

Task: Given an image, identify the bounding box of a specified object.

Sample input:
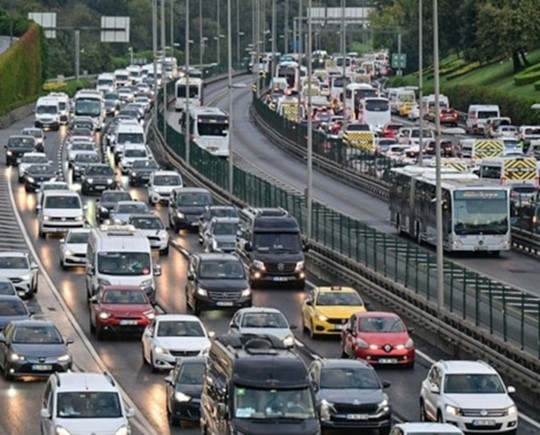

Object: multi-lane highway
[0,76,539,435]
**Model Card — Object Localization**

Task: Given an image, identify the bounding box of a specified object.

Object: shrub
[534,80,540,91]
[514,63,540,86]
[445,62,481,80]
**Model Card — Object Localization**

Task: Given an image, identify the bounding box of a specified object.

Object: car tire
[419,400,427,421]
[96,324,105,341]
[167,408,180,426]
[60,258,67,271]
[173,222,181,233]
[3,359,13,381]
[25,184,31,193]
[160,245,169,256]
[89,316,95,333]
[33,279,38,293]
[309,321,317,340]
[436,410,443,423]
[38,228,45,239]
[379,428,390,435]
[150,352,158,373]
[18,176,23,183]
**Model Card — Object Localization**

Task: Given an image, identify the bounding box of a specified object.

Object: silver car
[202,217,240,253]
[0,252,38,299]
[59,229,91,269]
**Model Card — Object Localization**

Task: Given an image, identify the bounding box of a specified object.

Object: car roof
[9,319,56,328]
[393,422,464,433]
[53,372,120,393]
[437,360,497,375]
[210,217,240,223]
[43,190,80,197]
[236,307,284,315]
[66,228,91,234]
[0,252,28,258]
[154,314,203,323]
[318,358,373,370]
[152,170,179,176]
[197,253,240,261]
[316,286,356,293]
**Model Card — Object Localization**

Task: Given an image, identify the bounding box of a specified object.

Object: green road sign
[391,53,407,69]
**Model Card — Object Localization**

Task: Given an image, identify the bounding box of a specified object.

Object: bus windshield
[176,85,200,98]
[453,190,509,235]
[75,99,101,117]
[197,117,228,137]
[365,99,389,112]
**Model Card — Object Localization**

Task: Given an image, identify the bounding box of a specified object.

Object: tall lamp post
[306,0,313,238]
[417,0,424,165]
[185,0,191,166]
[227,0,234,200]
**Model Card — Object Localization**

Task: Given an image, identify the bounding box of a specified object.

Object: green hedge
[445,61,481,80]
[534,80,540,91]
[0,23,44,116]
[514,64,540,86]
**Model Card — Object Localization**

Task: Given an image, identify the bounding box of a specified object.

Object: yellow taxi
[301,286,367,338]
[399,101,415,117]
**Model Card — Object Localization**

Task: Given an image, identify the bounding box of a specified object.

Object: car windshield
[444,374,505,394]
[233,387,316,420]
[213,222,238,235]
[66,232,89,244]
[44,196,81,209]
[253,233,302,253]
[101,192,132,203]
[0,257,29,269]
[86,165,114,176]
[0,300,27,315]
[36,105,57,114]
[157,320,205,337]
[131,217,163,230]
[208,208,238,219]
[27,165,54,175]
[22,155,47,163]
[57,392,122,419]
[70,143,94,152]
[75,154,100,163]
[358,316,405,333]
[22,130,42,139]
[316,291,362,306]
[177,363,206,386]
[12,325,63,344]
[71,128,93,137]
[199,260,245,279]
[176,192,212,206]
[97,252,151,276]
[102,289,148,304]
[132,160,159,169]
[241,312,288,328]
[124,148,147,158]
[0,281,15,295]
[320,367,380,389]
[116,203,148,214]
[153,175,182,186]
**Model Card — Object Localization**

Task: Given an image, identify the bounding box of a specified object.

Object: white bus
[174,77,204,111]
[389,166,511,254]
[163,57,178,80]
[344,83,379,120]
[180,106,230,157]
[276,61,301,93]
[113,69,130,87]
[73,90,105,131]
[357,97,391,131]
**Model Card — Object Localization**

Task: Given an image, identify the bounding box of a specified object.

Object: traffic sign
[391,53,407,69]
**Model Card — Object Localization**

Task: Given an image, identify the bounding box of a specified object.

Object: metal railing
[150,77,540,398]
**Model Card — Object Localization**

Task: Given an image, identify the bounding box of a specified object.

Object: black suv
[169,187,213,232]
[80,163,116,195]
[308,359,391,434]
[128,158,159,186]
[24,164,57,192]
[5,135,37,166]
[185,253,252,315]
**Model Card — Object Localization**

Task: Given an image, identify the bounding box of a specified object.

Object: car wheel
[24,184,31,193]
[18,176,23,183]
[309,321,317,339]
[436,410,443,423]
[38,228,45,239]
[160,245,169,256]
[419,400,427,421]
[173,222,181,233]
[33,279,38,293]
[150,352,158,373]
[406,361,415,370]
[89,315,95,333]
[3,359,13,380]
[167,407,180,426]
[95,324,105,340]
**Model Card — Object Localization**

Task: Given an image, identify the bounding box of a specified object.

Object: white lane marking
[6,173,158,435]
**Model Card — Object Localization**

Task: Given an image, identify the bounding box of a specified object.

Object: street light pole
[75,30,80,81]
[306,0,313,239]
[170,0,174,55]
[227,0,234,200]
[418,0,424,165]
[340,0,346,79]
[161,0,167,135]
[217,0,221,65]
[433,0,444,314]
[199,0,203,66]
[152,0,158,129]
[271,0,277,77]
[284,0,289,54]
[185,0,191,166]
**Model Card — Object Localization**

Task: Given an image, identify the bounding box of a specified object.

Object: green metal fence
[155,82,540,360]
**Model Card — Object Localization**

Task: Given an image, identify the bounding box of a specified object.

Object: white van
[466,104,500,135]
[38,190,85,238]
[85,225,161,302]
[96,72,116,94]
[35,96,61,130]
[48,92,70,125]
[112,120,146,163]
[113,68,130,87]
[126,65,142,84]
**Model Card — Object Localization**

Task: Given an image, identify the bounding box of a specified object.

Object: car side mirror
[346,327,354,335]
[83,205,88,211]
[430,384,440,394]
[90,296,98,304]
[289,324,298,330]
[244,242,252,251]
[0,334,5,344]
[507,386,516,394]
[164,376,173,385]
[40,408,51,419]
[59,238,65,243]
[126,408,136,418]
[31,262,38,270]
[153,264,162,276]
[208,331,215,338]
[187,273,195,281]
[229,322,238,329]
[65,338,74,345]
[407,327,415,334]
[382,380,391,389]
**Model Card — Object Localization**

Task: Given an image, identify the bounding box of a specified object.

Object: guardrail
[148,76,540,400]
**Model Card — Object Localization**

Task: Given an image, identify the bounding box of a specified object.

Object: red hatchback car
[89,285,156,340]
[341,311,415,368]
[439,108,459,126]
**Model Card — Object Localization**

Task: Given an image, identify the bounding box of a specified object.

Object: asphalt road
[0,78,538,435]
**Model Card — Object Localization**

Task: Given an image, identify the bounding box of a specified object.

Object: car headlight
[57,354,71,362]
[445,405,460,416]
[174,391,191,402]
[140,279,153,288]
[114,426,129,435]
[253,260,265,270]
[154,346,168,355]
[355,338,369,349]
[86,178,94,184]
[283,335,295,347]
[404,338,414,349]
[131,172,137,176]
[143,309,155,320]
[197,287,208,296]
[99,312,112,320]
[316,312,328,322]
[377,398,389,411]
[56,427,72,435]
[100,206,108,213]
[10,352,24,362]
[75,215,84,222]
[176,212,185,218]
[107,178,114,184]
[6,150,12,155]
[63,248,74,256]
[295,260,305,271]
[74,165,80,171]
[27,177,35,183]
[506,405,517,416]
[98,278,111,287]
[240,288,251,297]
[160,231,168,240]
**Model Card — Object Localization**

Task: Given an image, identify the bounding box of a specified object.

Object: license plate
[273,277,289,282]
[474,246,488,251]
[119,320,138,325]
[95,186,105,190]
[33,364,52,371]
[379,358,398,364]
[346,414,368,420]
[333,324,343,330]
[472,420,495,426]
[216,301,234,307]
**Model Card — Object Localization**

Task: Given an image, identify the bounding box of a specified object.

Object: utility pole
[74,30,80,81]
[185,0,191,166]
[227,0,234,200]
[397,33,402,76]
[306,0,313,239]
[418,0,424,165]
[152,0,158,129]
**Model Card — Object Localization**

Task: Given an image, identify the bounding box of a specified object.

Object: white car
[390,422,464,435]
[127,214,169,256]
[59,229,91,269]
[38,190,85,238]
[0,252,38,299]
[147,170,183,205]
[419,360,518,434]
[20,127,45,151]
[17,152,50,182]
[118,144,149,174]
[141,314,212,372]
[228,307,297,347]
[110,200,151,225]
[66,140,96,164]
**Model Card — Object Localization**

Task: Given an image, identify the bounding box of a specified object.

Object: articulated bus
[174,77,204,111]
[180,106,230,157]
[344,83,379,121]
[389,166,511,254]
